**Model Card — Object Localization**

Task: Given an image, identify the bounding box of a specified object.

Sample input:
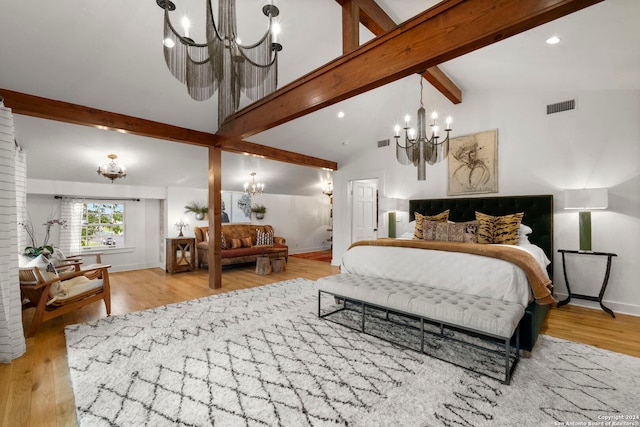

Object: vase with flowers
[20,218,68,258]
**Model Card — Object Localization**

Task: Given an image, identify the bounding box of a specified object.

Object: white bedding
[340,243,550,307]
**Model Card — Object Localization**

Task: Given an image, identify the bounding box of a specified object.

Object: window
[81,203,125,248]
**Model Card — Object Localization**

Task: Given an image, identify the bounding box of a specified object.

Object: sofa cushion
[256,228,274,245]
[221,247,266,258]
[193,224,287,267]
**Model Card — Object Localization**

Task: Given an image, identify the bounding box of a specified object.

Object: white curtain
[59,198,83,255]
[0,101,26,363]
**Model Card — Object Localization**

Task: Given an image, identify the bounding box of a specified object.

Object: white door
[351,180,378,243]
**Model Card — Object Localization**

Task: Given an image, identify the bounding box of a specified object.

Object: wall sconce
[564,188,608,251]
[175,219,189,237]
[322,182,333,196]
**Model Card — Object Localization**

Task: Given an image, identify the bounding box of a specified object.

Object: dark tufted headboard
[409,195,554,275]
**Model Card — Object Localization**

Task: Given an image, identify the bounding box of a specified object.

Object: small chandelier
[97,154,126,183]
[157,0,283,126]
[393,77,453,181]
[244,172,264,196]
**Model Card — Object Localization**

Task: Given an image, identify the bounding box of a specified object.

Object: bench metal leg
[504,325,521,385]
[504,338,511,385]
[318,290,347,318]
[318,290,522,385]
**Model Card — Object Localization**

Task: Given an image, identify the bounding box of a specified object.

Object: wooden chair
[19,263,112,337]
[51,250,103,273]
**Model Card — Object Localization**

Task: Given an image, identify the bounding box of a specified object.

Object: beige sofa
[194,224,288,268]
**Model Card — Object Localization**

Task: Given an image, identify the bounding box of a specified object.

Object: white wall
[333,86,640,316]
[166,188,332,254]
[25,192,163,272]
[250,193,332,253]
[166,186,209,239]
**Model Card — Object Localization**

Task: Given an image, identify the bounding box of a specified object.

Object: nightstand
[166,237,195,273]
[557,249,617,318]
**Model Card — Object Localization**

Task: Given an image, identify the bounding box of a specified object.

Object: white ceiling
[1,0,638,196]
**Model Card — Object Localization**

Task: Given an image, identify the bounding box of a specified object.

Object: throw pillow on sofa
[256,229,274,245]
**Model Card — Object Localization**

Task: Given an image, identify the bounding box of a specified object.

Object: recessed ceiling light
[337,111,345,118]
[546,36,560,45]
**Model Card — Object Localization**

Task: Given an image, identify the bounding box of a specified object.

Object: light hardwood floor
[1,258,638,427]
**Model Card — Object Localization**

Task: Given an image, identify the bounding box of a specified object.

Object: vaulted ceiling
[1,0,638,196]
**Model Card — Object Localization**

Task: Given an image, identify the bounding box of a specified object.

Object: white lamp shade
[378,197,396,211]
[564,188,608,210]
[396,199,409,212]
[379,197,409,212]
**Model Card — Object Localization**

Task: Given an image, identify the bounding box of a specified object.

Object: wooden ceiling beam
[0,88,216,147]
[342,0,360,54]
[336,0,462,104]
[221,139,337,171]
[217,0,602,141]
[0,88,337,170]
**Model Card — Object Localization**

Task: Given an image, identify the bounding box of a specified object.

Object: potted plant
[20,218,67,258]
[184,201,208,220]
[251,204,267,220]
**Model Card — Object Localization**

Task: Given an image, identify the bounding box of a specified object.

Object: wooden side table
[557,249,617,318]
[255,256,271,275]
[271,258,286,273]
[166,237,195,273]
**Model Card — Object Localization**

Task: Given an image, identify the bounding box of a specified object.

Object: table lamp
[564,188,608,252]
[379,197,408,238]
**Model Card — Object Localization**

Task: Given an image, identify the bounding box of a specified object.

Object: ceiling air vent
[547,99,576,115]
[378,139,390,148]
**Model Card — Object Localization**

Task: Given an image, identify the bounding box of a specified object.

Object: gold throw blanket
[349,239,556,305]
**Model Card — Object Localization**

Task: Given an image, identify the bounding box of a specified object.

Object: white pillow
[518,224,533,245]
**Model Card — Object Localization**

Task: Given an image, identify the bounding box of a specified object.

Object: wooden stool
[271,258,285,273]
[255,256,272,275]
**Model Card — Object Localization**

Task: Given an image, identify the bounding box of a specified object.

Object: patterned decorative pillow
[256,228,274,245]
[476,212,524,245]
[24,254,67,298]
[221,232,227,250]
[422,220,440,240]
[240,236,253,248]
[440,221,478,243]
[413,210,449,239]
[228,238,242,249]
[423,220,478,243]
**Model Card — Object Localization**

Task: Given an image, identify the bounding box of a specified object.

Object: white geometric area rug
[65,278,640,427]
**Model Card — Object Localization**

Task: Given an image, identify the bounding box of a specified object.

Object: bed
[340,194,554,353]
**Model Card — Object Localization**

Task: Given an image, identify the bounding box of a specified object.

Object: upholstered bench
[317,273,525,384]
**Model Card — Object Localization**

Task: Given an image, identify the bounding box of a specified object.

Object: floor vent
[378,139,390,148]
[547,99,576,115]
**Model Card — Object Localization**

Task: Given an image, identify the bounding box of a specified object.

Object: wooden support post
[208,147,222,289]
